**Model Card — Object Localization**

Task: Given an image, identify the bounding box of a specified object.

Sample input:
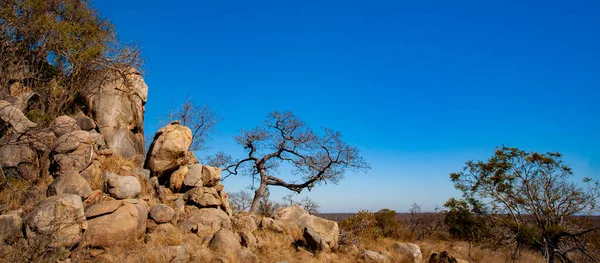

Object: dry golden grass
[0,175,52,213]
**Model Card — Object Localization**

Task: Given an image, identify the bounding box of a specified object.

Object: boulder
[274,205,339,250]
[76,115,96,131]
[303,226,332,251]
[51,115,80,137]
[144,122,192,177]
[87,68,147,158]
[183,163,203,188]
[219,191,233,217]
[0,144,35,168]
[25,130,57,152]
[106,172,141,199]
[209,229,241,253]
[429,251,459,263]
[361,249,389,263]
[233,215,257,233]
[48,170,93,198]
[149,204,175,224]
[167,245,187,263]
[201,165,221,187]
[391,242,423,263]
[0,213,24,243]
[80,161,103,190]
[25,194,87,247]
[185,187,221,208]
[0,100,37,133]
[259,217,285,233]
[82,199,148,248]
[274,205,309,224]
[239,231,257,249]
[169,165,189,192]
[179,207,231,235]
[52,143,93,173]
[54,130,90,154]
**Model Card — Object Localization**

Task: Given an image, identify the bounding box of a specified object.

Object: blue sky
[94,0,600,212]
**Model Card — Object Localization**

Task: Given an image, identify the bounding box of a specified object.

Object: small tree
[164,96,220,151]
[450,146,600,262]
[212,111,369,213]
[408,203,444,240]
[300,197,320,215]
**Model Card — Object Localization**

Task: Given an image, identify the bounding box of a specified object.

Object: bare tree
[451,146,600,263]
[210,111,369,213]
[301,196,320,215]
[229,190,253,214]
[164,96,220,151]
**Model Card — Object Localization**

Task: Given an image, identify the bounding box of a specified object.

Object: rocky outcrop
[24,194,87,247]
[81,199,148,248]
[51,115,80,137]
[209,228,241,253]
[185,187,221,208]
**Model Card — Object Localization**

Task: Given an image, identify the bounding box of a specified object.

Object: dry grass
[96,153,156,205]
[0,175,52,213]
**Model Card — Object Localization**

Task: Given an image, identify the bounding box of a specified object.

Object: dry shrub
[339,210,382,243]
[97,154,136,174]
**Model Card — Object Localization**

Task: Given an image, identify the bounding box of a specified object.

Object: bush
[339,210,382,241]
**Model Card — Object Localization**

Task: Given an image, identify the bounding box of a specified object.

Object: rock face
[47,170,92,198]
[82,199,148,248]
[144,122,193,177]
[106,172,141,199]
[391,242,423,263]
[86,68,147,158]
[25,194,87,247]
[0,213,24,243]
[259,217,285,233]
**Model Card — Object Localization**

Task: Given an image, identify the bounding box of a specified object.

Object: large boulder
[0,144,35,168]
[0,213,24,243]
[0,100,37,133]
[201,165,221,187]
[48,170,93,198]
[53,130,90,154]
[179,207,231,240]
[86,68,147,158]
[51,115,80,137]
[273,205,339,250]
[25,194,87,247]
[105,172,141,199]
[208,228,241,253]
[391,242,423,263]
[184,187,221,208]
[149,204,175,224]
[144,122,193,177]
[259,217,285,233]
[169,165,189,192]
[81,199,148,248]
[182,163,203,188]
[361,249,389,263]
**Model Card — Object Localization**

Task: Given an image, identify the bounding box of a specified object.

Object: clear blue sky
[93,0,600,212]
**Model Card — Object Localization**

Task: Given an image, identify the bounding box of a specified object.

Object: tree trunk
[249,182,267,213]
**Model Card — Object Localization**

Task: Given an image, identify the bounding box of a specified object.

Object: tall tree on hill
[450,146,600,263]
[209,111,370,213]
